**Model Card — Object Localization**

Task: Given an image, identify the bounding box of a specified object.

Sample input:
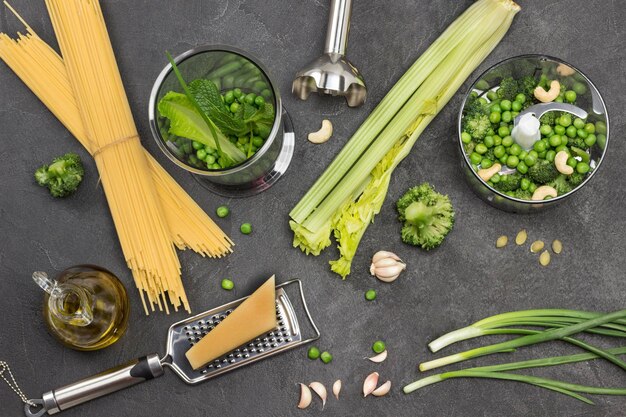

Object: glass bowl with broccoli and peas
[458,55,609,213]
[149,45,294,196]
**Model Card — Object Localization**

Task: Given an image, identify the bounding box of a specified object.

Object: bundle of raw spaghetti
[0,1,233,314]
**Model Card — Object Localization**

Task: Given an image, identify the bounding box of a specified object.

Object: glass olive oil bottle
[33,265,129,351]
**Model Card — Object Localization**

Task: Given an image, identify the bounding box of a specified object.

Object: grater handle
[25,354,163,416]
[324,0,352,56]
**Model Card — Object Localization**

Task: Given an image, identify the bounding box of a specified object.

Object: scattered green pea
[365,289,377,301]
[307,346,321,360]
[320,351,333,364]
[372,340,386,354]
[221,278,234,291]
[240,223,252,234]
[216,205,230,218]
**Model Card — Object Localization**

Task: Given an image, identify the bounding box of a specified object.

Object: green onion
[419,309,626,371]
[289,0,520,278]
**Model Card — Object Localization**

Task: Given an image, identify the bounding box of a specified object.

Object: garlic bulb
[370,251,406,283]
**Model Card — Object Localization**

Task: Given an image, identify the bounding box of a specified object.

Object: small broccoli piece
[567,136,586,149]
[539,111,558,126]
[463,113,491,141]
[396,183,455,250]
[518,75,538,98]
[35,153,84,198]
[496,77,519,100]
[483,148,496,161]
[464,141,476,155]
[513,188,532,200]
[493,173,522,192]
[527,159,559,184]
[548,174,573,196]
[464,96,490,118]
[568,172,587,188]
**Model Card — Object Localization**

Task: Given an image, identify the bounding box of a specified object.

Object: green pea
[501,111,512,123]
[500,99,512,111]
[559,114,572,127]
[537,150,547,159]
[584,134,597,147]
[502,135,514,147]
[372,341,386,354]
[487,128,496,136]
[254,95,265,107]
[481,158,493,169]
[576,162,590,174]
[192,141,204,150]
[261,88,272,99]
[583,123,595,134]
[221,278,234,291]
[573,82,587,95]
[233,88,243,98]
[240,223,252,234]
[493,135,502,146]
[487,91,498,101]
[545,150,556,162]
[566,126,577,138]
[461,132,472,144]
[595,121,607,135]
[564,90,577,103]
[238,136,249,145]
[196,149,207,160]
[320,351,333,364]
[555,97,564,103]
[499,155,508,165]
[566,157,578,168]
[489,112,501,124]
[494,145,506,159]
[511,101,522,112]
[509,143,522,156]
[216,205,229,218]
[506,155,519,168]
[210,163,222,170]
[365,289,377,301]
[597,134,607,149]
[188,154,199,165]
[528,150,538,158]
[548,135,562,147]
[230,102,240,113]
[533,140,546,153]
[498,126,510,137]
[224,90,235,104]
[307,346,321,360]
[554,125,566,135]
[555,145,569,154]
[483,136,495,148]
[490,173,501,183]
[518,150,528,161]
[475,143,488,155]
[206,155,216,165]
[515,93,526,103]
[524,154,537,167]
[252,137,264,147]
[573,118,585,129]
[516,161,528,174]
[576,129,588,139]
[470,152,483,165]
[540,124,552,136]
[528,183,538,193]
[521,178,531,191]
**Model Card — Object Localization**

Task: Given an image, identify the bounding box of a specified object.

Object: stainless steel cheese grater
[24,279,319,416]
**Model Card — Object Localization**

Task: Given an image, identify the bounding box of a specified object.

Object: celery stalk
[289,0,516,224]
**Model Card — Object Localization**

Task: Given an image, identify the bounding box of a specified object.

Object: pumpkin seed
[515,229,528,245]
[539,250,551,266]
[530,240,545,253]
[496,236,508,248]
[552,239,563,254]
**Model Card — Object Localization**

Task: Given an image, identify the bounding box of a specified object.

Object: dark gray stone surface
[1,0,625,416]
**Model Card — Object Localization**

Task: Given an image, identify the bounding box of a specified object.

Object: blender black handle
[24,354,164,416]
[324,0,353,55]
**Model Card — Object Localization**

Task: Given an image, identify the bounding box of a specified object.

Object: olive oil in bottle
[33,265,129,351]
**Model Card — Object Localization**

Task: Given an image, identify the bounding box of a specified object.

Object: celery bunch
[289,0,521,278]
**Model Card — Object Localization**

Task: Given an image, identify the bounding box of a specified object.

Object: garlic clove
[372,250,401,264]
[309,382,327,409]
[372,380,391,397]
[297,383,312,409]
[363,372,379,397]
[332,379,342,400]
[370,251,406,283]
[366,350,387,363]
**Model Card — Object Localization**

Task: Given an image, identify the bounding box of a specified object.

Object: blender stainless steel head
[292,0,367,107]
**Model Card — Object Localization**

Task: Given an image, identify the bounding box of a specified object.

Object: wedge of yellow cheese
[186,275,277,370]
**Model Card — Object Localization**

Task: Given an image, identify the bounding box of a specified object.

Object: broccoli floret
[568,172,586,188]
[483,148,496,161]
[464,95,490,118]
[463,113,491,141]
[464,141,476,155]
[548,174,573,196]
[527,159,559,184]
[493,173,522,192]
[496,77,519,100]
[518,75,538,98]
[396,183,455,250]
[513,188,532,200]
[35,153,84,198]
[539,111,558,126]
[567,136,586,149]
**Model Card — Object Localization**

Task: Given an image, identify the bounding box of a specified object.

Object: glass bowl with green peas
[149,45,294,197]
[458,55,609,213]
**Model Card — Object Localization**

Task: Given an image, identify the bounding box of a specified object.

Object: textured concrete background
[1,0,625,416]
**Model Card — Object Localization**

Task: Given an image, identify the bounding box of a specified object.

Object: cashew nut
[308,119,333,144]
[556,64,575,77]
[554,150,573,175]
[477,163,501,182]
[532,185,558,201]
[534,80,561,103]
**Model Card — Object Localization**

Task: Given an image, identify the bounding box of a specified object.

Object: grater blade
[161,279,319,384]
